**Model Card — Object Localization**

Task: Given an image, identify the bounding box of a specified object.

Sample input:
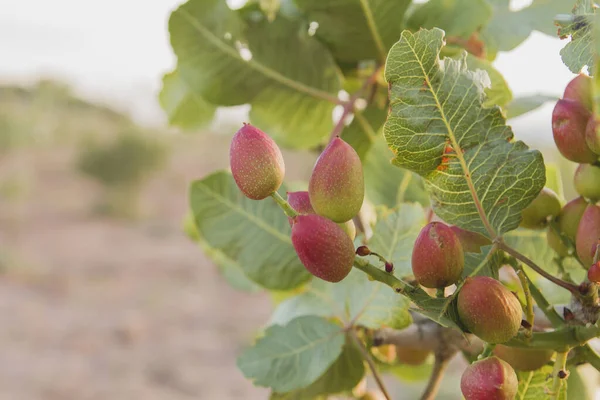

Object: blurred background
[0,0,595,399]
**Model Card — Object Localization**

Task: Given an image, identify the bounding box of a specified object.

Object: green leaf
[517,365,566,400]
[462,245,502,279]
[364,137,430,208]
[482,0,573,60]
[557,5,595,74]
[189,171,310,290]
[465,53,513,108]
[198,238,262,292]
[237,316,345,392]
[270,268,412,330]
[407,0,492,39]
[169,0,341,148]
[368,204,427,277]
[271,342,365,399]
[505,95,558,120]
[159,70,216,131]
[384,28,546,238]
[294,0,412,62]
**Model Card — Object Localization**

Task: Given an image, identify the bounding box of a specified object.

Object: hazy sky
[0,0,578,143]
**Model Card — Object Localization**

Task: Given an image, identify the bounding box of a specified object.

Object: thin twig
[551,351,569,399]
[420,355,451,400]
[328,65,383,143]
[497,239,580,294]
[270,191,298,218]
[350,329,391,400]
[516,268,534,339]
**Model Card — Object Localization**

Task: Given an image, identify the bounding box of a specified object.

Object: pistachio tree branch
[420,355,451,400]
[551,351,569,399]
[328,65,383,143]
[350,329,391,400]
[497,239,580,294]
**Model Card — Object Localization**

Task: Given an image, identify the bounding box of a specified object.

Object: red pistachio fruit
[309,137,364,223]
[577,204,600,267]
[449,226,492,254]
[558,196,589,241]
[588,262,600,283]
[287,191,356,239]
[461,357,518,400]
[552,99,598,163]
[412,222,464,288]
[585,116,600,155]
[291,214,355,282]
[457,276,522,343]
[563,73,593,112]
[230,124,285,200]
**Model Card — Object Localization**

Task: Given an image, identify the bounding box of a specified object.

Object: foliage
[163,0,600,399]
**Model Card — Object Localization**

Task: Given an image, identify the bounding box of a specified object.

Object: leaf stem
[349,329,391,400]
[497,240,580,294]
[516,268,534,339]
[353,256,414,295]
[358,0,387,62]
[419,355,450,400]
[551,351,569,399]
[270,191,298,218]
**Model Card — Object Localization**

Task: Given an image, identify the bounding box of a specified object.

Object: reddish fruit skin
[558,196,589,241]
[576,204,600,267]
[449,226,492,253]
[411,222,464,288]
[552,99,598,163]
[291,214,355,282]
[493,345,554,371]
[564,73,593,112]
[230,124,285,200]
[457,277,522,343]
[287,191,314,215]
[547,227,569,257]
[461,357,518,400]
[287,191,356,239]
[309,137,364,223]
[585,116,600,155]
[519,188,562,229]
[574,164,600,201]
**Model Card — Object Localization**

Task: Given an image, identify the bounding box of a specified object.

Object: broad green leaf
[364,137,430,208]
[557,4,595,74]
[189,171,310,290]
[237,316,345,392]
[294,0,412,62]
[517,365,566,400]
[159,70,216,131]
[384,28,546,238]
[465,53,513,108]
[198,238,262,292]
[505,95,558,120]
[271,342,365,399]
[270,268,412,330]
[368,204,427,277]
[407,0,492,39]
[169,0,341,148]
[482,0,572,60]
